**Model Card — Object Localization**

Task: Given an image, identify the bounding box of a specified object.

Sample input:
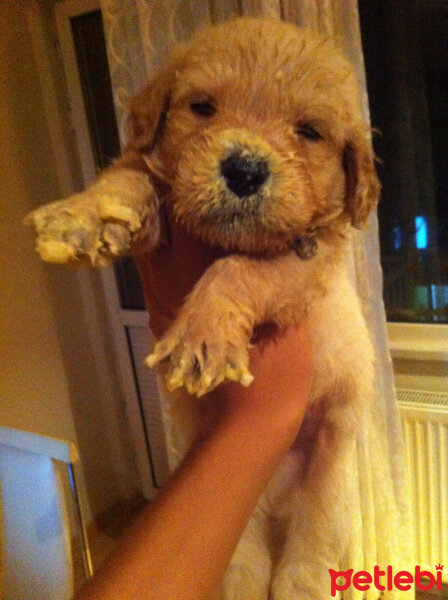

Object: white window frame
[387,323,448,363]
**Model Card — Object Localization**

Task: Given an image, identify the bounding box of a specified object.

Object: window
[359,0,448,324]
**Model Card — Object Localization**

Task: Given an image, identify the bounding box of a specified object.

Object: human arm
[75,321,312,600]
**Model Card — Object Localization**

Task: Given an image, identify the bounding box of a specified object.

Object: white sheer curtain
[100,1,415,597]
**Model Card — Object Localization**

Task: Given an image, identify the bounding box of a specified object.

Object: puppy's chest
[260,275,368,509]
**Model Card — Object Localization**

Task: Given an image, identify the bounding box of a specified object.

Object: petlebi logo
[329,564,444,596]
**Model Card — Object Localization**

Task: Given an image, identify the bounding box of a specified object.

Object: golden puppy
[26,17,379,599]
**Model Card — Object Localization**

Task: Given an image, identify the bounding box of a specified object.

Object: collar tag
[294,236,318,260]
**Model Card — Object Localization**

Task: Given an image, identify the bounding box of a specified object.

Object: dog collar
[293,235,318,260]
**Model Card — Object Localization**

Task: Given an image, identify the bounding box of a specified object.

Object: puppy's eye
[296,124,323,142]
[190,101,216,117]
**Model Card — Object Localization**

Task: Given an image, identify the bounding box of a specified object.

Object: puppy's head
[127,18,380,254]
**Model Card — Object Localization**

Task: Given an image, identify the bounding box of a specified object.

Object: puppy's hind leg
[271,409,358,600]
[220,505,272,600]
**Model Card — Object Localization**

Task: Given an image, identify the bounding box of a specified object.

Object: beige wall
[0,0,78,443]
[0,0,139,522]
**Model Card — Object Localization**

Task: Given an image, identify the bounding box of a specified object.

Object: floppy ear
[343,128,381,229]
[125,66,174,153]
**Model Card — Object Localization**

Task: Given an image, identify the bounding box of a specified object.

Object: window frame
[387,323,448,362]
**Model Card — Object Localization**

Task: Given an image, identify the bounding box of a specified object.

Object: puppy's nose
[220,153,269,197]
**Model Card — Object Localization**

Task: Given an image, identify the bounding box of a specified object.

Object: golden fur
[26,17,380,598]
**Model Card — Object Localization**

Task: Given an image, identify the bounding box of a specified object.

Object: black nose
[220,153,269,198]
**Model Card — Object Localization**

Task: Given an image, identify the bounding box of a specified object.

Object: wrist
[199,393,307,464]
[204,378,309,431]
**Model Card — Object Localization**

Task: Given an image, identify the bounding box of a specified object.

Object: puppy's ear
[126,66,174,153]
[343,129,381,229]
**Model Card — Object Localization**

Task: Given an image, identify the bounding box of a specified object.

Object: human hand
[200,321,313,438]
[134,217,228,339]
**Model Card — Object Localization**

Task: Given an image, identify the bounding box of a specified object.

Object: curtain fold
[100,1,415,596]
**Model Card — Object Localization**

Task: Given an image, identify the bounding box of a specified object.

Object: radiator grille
[397,388,448,575]
[398,388,448,410]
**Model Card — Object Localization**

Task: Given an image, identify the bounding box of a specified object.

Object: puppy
[26,17,379,599]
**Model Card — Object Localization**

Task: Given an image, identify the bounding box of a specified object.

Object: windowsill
[387,322,448,362]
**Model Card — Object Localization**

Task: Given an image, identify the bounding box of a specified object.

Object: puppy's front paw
[25,195,126,266]
[24,170,155,267]
[146,308,253,396]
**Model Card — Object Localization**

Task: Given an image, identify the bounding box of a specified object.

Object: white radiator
[397,388,448,576]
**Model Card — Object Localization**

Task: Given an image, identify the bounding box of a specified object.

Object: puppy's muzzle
[220,152,269,198]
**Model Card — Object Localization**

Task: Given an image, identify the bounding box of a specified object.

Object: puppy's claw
[145,341,172,368]
[145,353,158,368]
[165,368,185,392]
[240,372,254,387]
[36,240,77,264]
[225,361,253,386]
[225,366,242,383]
[200,372,213,389]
